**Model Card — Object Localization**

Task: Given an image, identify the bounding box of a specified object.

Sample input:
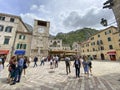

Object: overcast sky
[0,0,116,35]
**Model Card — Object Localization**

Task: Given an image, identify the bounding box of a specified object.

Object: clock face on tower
[38,27,45,33]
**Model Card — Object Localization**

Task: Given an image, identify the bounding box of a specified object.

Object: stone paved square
[0,60,120,90]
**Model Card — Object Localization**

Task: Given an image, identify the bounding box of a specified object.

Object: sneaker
[10,82,16,85]
[16,80,20,83]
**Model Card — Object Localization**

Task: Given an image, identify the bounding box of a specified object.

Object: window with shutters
[19,35,25,40]
[10,18,15,22]
[0,25,4,31]
[16,43,20,49]
[4,38,10,45]
[5,26,12,33]
[23,44,27,49]
[108,37,111,41]
[0,16,5,21]
[109,45,113,49]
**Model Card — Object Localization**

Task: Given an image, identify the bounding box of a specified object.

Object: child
[0,58,3,78]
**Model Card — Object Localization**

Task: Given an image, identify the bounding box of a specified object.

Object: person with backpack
[74,56,81,78]
[65,56,71,75]
[88,60,92,75]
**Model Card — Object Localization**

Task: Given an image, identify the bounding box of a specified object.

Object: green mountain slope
[54,28,98,46]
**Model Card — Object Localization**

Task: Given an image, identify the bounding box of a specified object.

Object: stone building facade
[31,20,50,58]
[81,26,120,61]
[112,32,120,60]
[0,13,32,61]
[14,31,32,57]
[49,39,63,51]
[62,44,71,51]
[72,42,81,55]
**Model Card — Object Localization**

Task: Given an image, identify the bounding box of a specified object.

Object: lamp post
[100,18,108,26]
[103,0,120,32]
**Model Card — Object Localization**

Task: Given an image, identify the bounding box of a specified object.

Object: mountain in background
[52,28,99,46]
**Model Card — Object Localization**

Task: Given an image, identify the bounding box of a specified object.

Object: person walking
[23,56,28,76]
[0,58,3,78]
[55,55,59,68]
[74,56,81,78]
[40,56,45,66]
[33,56,38,67]
[88,59,92,75]
[50,56,53,69]
[10,55,24,85]
[65,56,71,75]
[79,56,84,74]
[82,57,89,76]
[9,57,17,84]
[7,56,16,83]
[1,55,5,69]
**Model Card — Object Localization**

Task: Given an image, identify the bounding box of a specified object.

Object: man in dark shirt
[33,56,38,67]
[74,56,81,78]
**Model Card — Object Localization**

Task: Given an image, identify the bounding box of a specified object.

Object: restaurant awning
[14,50,25,55]
[107,51,116,55]
[0,50,9,55]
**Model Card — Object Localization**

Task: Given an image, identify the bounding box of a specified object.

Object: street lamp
[100,18,108,26]
[100,0,114,27]
[103,0,114,9]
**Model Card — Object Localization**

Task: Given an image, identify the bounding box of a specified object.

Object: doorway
[101,53,105,60]
[110,55,116,61]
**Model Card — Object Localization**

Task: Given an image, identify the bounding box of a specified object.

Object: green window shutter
[16,44,19,49]
[19,35,21,39]
[20,44,22,49]
[24,44,27,49]
[23,35,25,40]
[4,38,10,45]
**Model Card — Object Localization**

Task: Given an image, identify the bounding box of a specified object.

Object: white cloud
[30,4,38,10]
[20,13,39,26]
[30,4,50,14]
[20,0,115,35]
[63,7,115,30]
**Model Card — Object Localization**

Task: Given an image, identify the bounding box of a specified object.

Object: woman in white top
[79,56,84,74]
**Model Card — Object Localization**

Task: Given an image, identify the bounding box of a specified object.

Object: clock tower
[31,19,50,58]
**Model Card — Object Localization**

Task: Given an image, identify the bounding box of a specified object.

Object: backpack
[65,57,70,66]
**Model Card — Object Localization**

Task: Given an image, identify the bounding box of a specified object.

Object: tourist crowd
[0,54,92,85]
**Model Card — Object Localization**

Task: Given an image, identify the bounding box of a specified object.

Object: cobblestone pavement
[0,60,120,90]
